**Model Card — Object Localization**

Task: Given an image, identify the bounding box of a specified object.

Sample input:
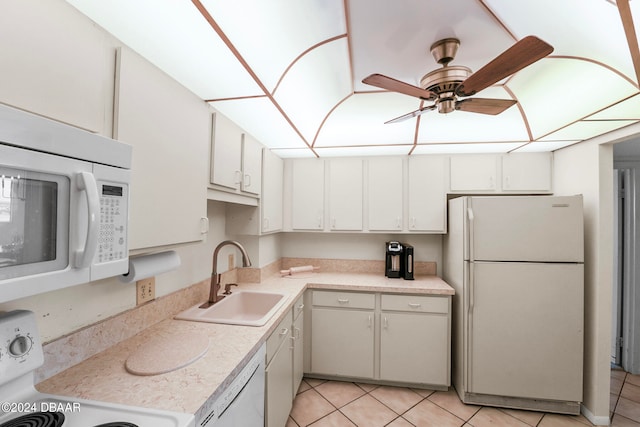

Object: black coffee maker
[385,241,414,280]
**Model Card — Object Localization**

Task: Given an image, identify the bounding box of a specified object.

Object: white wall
[282,233,443,275]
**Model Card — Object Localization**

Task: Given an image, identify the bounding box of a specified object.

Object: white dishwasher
[199,344,265,427]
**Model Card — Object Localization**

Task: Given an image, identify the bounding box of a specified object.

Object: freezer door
[467,262,583,402]
[469,196,584,262]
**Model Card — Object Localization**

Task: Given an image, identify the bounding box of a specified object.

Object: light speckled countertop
[36,273,453,417]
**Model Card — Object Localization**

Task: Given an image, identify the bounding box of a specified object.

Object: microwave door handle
[74,172,100,268]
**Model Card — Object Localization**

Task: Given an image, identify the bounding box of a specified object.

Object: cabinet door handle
[337,298,349,304]
[234,170,242,185]
[383,316,388,329]
[368,315,372,329]
[396,216,401,229]
[408,303,422,309]
[244,173,251,188]
[279,328,289,337]
[263,218,269,231]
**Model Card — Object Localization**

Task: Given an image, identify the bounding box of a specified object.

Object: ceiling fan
[362,36,553,124]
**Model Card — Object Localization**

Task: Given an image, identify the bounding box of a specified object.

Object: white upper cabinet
[262,149,284,233]
[209,111,264,202]
[408,156,448,232]
[368,157,403,231]
[241,133,262,196]
[450,153,552,194]
[291,158,325,230]
[328,158,363,231]
[210,112,243,190]
[115,47,209,251]
[501,153,552,192]
[450,155,498,192]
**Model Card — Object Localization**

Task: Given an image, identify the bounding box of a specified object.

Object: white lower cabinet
[309,290,450,388]
[380,295,450,386]
[311,308,375,378]
[265,295,304,427]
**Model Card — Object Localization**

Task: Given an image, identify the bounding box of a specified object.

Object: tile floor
[285,368,640,427]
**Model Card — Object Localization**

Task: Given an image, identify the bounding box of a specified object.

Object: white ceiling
[65,0,640,158]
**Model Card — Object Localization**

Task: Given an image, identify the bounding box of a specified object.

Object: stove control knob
[9,335,31,357]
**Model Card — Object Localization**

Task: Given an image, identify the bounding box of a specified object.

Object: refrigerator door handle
[467,207,475,261]
[467,261,475,392]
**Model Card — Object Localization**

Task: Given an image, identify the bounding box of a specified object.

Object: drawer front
[312,290,375,309]
[381,294,449,314]
[266,309,292,364]
[293,294,305,320]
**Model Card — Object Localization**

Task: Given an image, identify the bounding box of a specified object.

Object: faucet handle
[223,283,238,295]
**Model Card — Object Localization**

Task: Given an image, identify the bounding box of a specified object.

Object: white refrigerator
[443,195,584,414]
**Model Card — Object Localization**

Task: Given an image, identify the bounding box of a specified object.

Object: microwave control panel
[97,182,128,264]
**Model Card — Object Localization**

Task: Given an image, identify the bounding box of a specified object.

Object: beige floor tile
[614,376,627,396]
[315,381,366,408]
[467,407,530,427]
[627,374,640,388]
[623,383,640,404]
[287,416,300,427]
[613,369,628,382]
[298,380,312,394]
[613,414,640,426]
[617,397,640,423]
[355,382,378,393]
[386,417,415,427]
[369,385,423,414]
[340,394,398,427]
[428,389,481,421]
[538,413,597,427]
[403,399,466,427]
[309,411,357,427]
[290,389,336,427]
[411,387,436,398]
[615,394,623,412]
[305,378,328,388]
[499,407,544,426]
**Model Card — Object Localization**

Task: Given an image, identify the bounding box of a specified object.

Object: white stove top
[0,310,194,427]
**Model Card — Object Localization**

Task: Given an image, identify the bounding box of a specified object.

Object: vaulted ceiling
[66,0,640,158]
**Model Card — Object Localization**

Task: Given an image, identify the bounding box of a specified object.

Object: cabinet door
[328,158,363,231]
[291,159,324,230]
[115,47,208,250]
[450,155,497,191]
[501,153,552,192]
[265,339,293,427]
[292,311,304,398]
[311,308,374,378]
[408,156,447,232]
[241,133,262,196]
[211,112,242,190]
[262,149,284,233]
[380,312,449,386]
[368,157,403,231]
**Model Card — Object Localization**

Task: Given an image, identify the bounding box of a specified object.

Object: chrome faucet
[200,240,252,308]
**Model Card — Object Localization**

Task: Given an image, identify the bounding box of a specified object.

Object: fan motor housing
[420,65,471,94]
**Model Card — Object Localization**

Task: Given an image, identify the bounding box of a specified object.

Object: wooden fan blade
[456,36,553,97]
[455,98,517,115]
[385,105,437,124]
[363,74,437,100]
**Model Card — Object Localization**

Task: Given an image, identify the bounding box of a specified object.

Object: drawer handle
[337,299,350,304]
[297,304,305,311]
[279,328,289,337]
[408,303,422,309]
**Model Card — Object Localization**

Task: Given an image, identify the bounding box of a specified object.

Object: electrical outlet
[228,253,234,270]
[136,277,156,305]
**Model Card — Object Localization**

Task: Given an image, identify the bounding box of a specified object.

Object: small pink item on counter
[280,265,320,276]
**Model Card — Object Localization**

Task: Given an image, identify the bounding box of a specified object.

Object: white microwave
[0,104,132,303]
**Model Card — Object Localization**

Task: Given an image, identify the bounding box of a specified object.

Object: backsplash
[36,257,436,383]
